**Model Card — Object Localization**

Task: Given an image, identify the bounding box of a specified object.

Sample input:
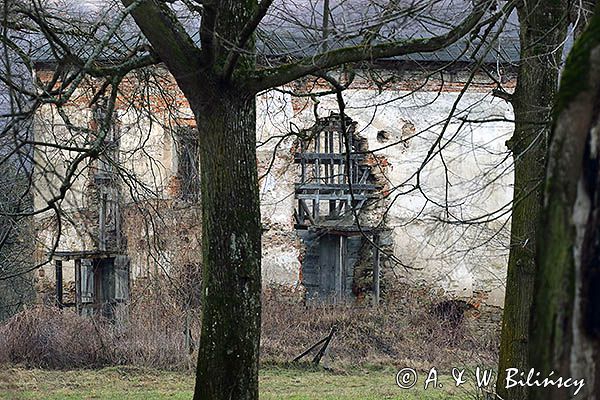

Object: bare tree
[0,0,36,319]
[0,163,35,320]
[122,2,504,398]
[496,1,595,398]
[495,0,569,398]
[529,8,600,399]
[0,0,512,398]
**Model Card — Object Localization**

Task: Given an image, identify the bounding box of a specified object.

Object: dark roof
[257,0,520,64]
[30,0,521,66]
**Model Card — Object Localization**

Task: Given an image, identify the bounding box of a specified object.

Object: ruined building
[31,52,516,315]
[294,113,383,303]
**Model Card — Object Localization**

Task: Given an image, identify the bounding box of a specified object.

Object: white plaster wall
[33,103,174,260]
[256,88,513,305]
[33,104,99,262]
[118,109,173,201]
[33,104,92,215]
[33,83,513,306]
[256,91,302,285]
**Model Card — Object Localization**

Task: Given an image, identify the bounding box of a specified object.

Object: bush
[260,283,499,369]
[0,283,499,370]
[0,297,198,370]
[0,306,102,368]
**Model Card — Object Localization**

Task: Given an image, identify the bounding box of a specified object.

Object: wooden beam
[55,260,63,309]
[336,235,343,303]
[336,199,346,215]
[294,153,364,164]
[358,167,370,184]
[373,234,381,306]
[314,132,321,222]
[299,199,316,225]
[297,193,371,201]
[328,131,334,183]
[312,326,337,364]
[75,259,81,314]
[291,326,338,365]
[341,235,348,300]
[296,183,378,191]
[297,200,305,222]
[294,208,302,224]
[292,336,328,363]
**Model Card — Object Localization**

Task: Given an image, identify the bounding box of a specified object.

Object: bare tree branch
[121,0,203,88]
[222,0,275,80]
[246,0,495,92]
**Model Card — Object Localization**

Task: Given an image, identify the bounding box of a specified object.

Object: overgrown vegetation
[0,284,499,372]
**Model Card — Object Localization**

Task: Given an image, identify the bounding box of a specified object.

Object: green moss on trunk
[496,2,568,399]
[529,6,600,398]
[192,85,261,400]
[554,4,600,115]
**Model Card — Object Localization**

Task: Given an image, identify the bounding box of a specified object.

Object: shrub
[0,283,499,370]
[0,306,102,368]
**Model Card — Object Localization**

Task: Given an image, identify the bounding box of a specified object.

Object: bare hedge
[0,283,499,370]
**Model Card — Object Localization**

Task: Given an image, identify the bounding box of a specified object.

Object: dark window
[77,256,130,319]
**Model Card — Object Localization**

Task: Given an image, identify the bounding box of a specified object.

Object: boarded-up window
[113,255,129,301]
[175,127,200,201]
[76,256,130,318]
[80,259,94,304]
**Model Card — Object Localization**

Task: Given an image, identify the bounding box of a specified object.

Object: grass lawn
[0,365,482,399]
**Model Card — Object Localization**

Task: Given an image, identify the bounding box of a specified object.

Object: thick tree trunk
[123,1,262,397]
[191,85,261,400]
[496,2,568,399]
[530,12,600,399]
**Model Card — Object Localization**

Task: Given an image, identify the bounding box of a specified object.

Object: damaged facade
[31,61,515,315]
[258,68,515,310]
[293,113,383,303]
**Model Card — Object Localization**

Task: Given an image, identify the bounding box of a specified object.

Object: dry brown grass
[260,283,499,370]
[0,306,102,368]
[0,297,198,370]
[0,283,500,371]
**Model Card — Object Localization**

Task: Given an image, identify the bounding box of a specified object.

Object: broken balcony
[294,114,383,304]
